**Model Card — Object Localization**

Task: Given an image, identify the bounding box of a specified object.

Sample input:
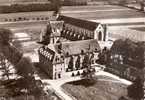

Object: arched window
[98,31,102,41]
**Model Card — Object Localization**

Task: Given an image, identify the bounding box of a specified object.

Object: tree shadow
[67,78,97,87]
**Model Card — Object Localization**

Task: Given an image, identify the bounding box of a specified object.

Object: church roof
[39,39,101,64]
[55,39,101,56]
[57,15,100,31]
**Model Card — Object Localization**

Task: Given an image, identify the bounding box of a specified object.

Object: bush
[66,68,69,72]
[76,71,80,76]
[71,72,75,77]
[81,70,86,76]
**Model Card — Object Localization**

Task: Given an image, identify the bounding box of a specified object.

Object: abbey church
[38,15,108,79]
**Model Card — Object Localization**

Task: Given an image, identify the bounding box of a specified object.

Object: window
[5,19,8,21]
[66,52,69,56]
[98,31,102,41]
[50,55,53,61]
[37,17,40,20]
[32,18,35,20]
[14,19,17,21]
[18,17,22,21]
[45,17,49,20]
[9,19,12,21]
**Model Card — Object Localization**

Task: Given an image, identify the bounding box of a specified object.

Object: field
[62,76,128,100]
[61,5,145,20]
[130,27,145,32]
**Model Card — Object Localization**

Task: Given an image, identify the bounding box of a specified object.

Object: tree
[82,53,90,68]
[15,57,34,77]
[40,24,52,45]
[98,47,110,65]
[111,39,126,55]
[81,53,96,79]
[0,28,43,97]
[68,56,74,71]
[75,56,80,70]
[0,28,13,46]
[136,42,145,69]
[127,76,144,100]
[0,53,13,80]
[52,0,61,16]
[124,39,137,58]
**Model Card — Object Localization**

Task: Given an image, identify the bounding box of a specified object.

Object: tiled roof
[39,45,64,64]
[55,39,101,56]
[39,39,100,63]
[38,45,55,62]
[57,15,100,31]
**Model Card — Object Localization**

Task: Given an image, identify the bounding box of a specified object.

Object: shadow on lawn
[67,78,97,87]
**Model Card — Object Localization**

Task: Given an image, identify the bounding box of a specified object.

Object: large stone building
[38,39,100,79]
[38,15,108,79]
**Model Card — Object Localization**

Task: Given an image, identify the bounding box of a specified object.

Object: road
[35,67,132,100]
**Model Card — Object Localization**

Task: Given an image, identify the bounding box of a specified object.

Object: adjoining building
[38,39,101,79]
[40,15,108,46]
[57,15,108,42]
[38,45,64,79]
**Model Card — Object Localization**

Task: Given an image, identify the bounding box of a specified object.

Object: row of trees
[0,3,54,13]
[0,0,62,14]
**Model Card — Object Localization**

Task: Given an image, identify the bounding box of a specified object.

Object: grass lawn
[62,76,128,100]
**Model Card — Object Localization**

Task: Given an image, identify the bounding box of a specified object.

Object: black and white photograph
[0,0,144,100]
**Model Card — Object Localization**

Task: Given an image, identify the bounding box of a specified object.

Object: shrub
[71,72,75,77]
[76,71,80,76]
